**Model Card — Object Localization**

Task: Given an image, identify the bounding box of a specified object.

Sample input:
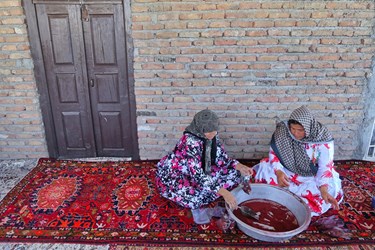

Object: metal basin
[227,183,311,242]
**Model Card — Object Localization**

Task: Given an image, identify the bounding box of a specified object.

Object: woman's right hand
[275,170,290,187]
[218,188,238,210]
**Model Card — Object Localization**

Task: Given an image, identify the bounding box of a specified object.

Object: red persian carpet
[0,158,374,248]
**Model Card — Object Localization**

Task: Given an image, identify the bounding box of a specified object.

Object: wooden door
[27,0,139,158]
[83,4,135,157]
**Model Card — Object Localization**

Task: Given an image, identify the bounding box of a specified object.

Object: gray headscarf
[184,109,219,174]
[271,106,333,176]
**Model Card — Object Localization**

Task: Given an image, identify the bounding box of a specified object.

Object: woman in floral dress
[156,109,253,224]
[253,106,344,216]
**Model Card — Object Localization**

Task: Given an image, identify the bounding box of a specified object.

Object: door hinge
[81,4,90,22]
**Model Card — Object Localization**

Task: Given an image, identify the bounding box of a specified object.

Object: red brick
[194,4,216,11]
[179,13,202,20]
[209,21,230,28]
[253,20,274,28]
[203,12,225,20]
[187,21,208,29]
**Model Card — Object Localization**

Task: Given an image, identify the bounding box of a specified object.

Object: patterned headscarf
[184,109,219,174]
[271,106,333,176]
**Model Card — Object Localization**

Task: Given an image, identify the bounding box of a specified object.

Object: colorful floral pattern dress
[156,133,241,209]
[253,141,344,216]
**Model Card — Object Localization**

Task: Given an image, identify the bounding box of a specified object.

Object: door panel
[35,4,96,157]
[62,112,85,149]
[83,4,134,157]
[91,15,116,64]
[96,74,119,103]
[99,111,123,149]
[49,17,73,64]
[56,73,79,103]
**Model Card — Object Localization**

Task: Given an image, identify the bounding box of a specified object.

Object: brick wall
[0,0,374,161]
[0,0,48,159]
[132,0,375,160]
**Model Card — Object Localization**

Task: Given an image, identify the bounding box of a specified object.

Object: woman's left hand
[236,163,254,176]
[320,185,339,210]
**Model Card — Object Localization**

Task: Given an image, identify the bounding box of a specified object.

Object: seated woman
[253,106,344,216]
[156,109,253,224]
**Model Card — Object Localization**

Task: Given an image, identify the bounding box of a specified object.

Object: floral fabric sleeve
[314,141,335,187]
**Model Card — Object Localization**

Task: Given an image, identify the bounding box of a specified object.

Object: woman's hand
[275,170,290,187]
[218,188,238,210]
[236,163,254,176]
[319,185,339,210]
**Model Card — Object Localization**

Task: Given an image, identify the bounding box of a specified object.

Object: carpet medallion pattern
[30,175,82,213]
[0,158,374,248]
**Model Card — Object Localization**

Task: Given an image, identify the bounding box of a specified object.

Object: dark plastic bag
[313,215,352,239]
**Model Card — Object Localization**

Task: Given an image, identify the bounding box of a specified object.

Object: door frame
[23,0,139,159]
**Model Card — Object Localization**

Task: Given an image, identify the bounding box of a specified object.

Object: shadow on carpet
[0,158,374,248]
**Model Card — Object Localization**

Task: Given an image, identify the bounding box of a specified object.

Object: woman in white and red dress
[253,106,344,216]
